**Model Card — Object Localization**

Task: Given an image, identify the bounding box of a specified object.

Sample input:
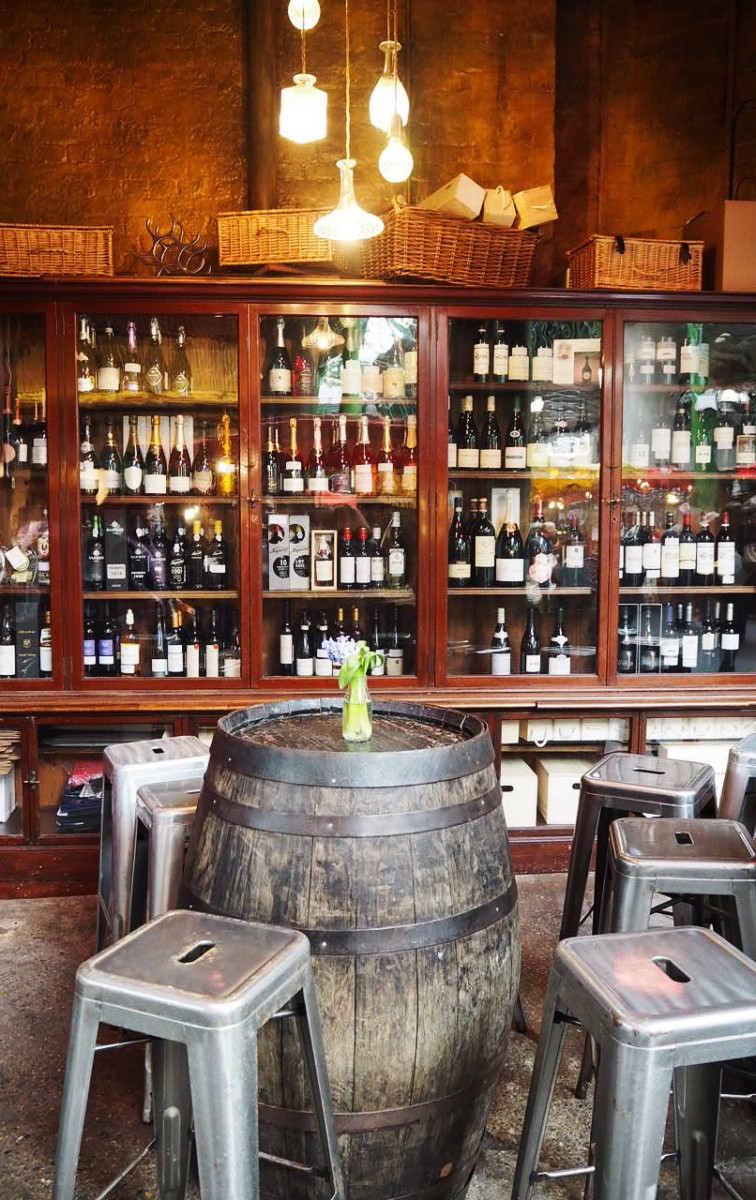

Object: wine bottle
[292,335,315,398]
[328,414,352,494]
[642,511,661,583]
[695,515,715,586]
[77,316,95,394]
[713,397,737,472]
[399,414,418,494]
[313,532,334,588]
[204,608,221,678]
[638,608,660,674]
[31,398,47,469]
[148,508,169,591]
[268,316,292,395]
[144,414,168,495]
[222,613,242,678]
[692,403,713,473]
[375,415,397,496]
[656,335,677,386]
[494,503,524,588]
[101,416,122,495]
[699,599,718,672]
[504,397,526,470]
[629,411,651,470]
[187,521,206,590]
[526,399,549,469]
[0,606,15,679]
[680,602,699,672]
[38,609,52,678]
[170,325,192,395]
[120,608,141,676]
[295,608,314,676]
[353,415,376,495]
[473,324,490,383]
[660,603,680,673]
[34,507,50,589]
[128,521,150,590]
[547,605,571,676]
[282,417,304,494]
[10,393,28,468]
[122,321,142,393]
[85,515,106,591]
[216,411,237,496]
[168,524,187,589]
[144,317,166,395]
[339,527,356,590]
[490,607,511,676]
[520,603,541,675]
[471,497,496,587]
[122,414,144,495]
[314,609,332,677]
[97,606,118,677]
[191,418,216,496]
[355,526,372,589]
[340,322,362,399]
[715,512,736,586]
[670,393,692,469]
[383,336,406,401]
[185,609,201,678]
[720,602,739,672]
[678,511,696,587]
[79,415,99,496]
[492,323,509,383]
[447,396,458,468]
[448,497,471,588]
[82,604,97,677]
[151,604,169,677]
[367,606,385,675]
[279,599,295,676]
[659,512,680,585]
[651,400,671,469]
[262,423,281,497]
[524,499,553,589]
[306,417,329,493]
[205,519,228,590]
[168,413,192,494]
[617,606,637,674]
[369,525,385,589]
[349,604,362,642]
[480,396,502,470]
[386,510,407,590]
[560,511,585,587]
[96,325,122,392]
[456,396,479,469]
[385,604,404,676]
[622,512,646,589]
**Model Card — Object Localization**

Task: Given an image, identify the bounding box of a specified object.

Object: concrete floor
[1,875,754,1199]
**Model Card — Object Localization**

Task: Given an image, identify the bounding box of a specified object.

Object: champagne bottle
[455,396,479,468]
[79,415,99,495]
[520,603,541,675]
[473,323,490,383]
[495,502,524,587]
[122,321,142,393]
[282,417,304,494]
[268,317,292,395]
[526,399,549,469]
[490,607,511,676]
[279,599,294,676]
[306,417,329,493]
[382,336,406,400]
[448,497,471,588]
[144,317,166,395]
[547,605,571,676]
[97,325,122,392]
[480,396,502,470]
[205,519,228,590]
[170,325,192,395]
[262,422,281,497]
[120,608,141,676]
[77,316,95,394]
[327,414,352,494]
[168,413,192,494]
[399,413,418,494]
[101,416,122,495]
[716,512,736,586]
[386,510,407,590]
[144,415,167,495]
[375,415,397,495]
[353,414,376,495]
[191,418,216,496]
[122,414,144,494]
[151,603,169,677]
[215,411,237,496]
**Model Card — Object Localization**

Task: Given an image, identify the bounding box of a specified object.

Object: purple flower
[323,635,359,667]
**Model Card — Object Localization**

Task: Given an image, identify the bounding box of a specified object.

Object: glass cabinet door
[0,312,54,685]
[619,318,756,679]
[445,314,603,682]
[258,310,419,682]
[73,309,243,685]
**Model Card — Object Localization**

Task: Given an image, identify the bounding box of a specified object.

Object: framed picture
[552,337,602,385]
[311,529,337,591]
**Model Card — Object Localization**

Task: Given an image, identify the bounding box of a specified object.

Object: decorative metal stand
[135,214,212,275]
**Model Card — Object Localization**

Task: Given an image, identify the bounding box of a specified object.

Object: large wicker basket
[567,234,703,292]
[336,206,538,288]
[217,208,332,267]
[0,222,113,277]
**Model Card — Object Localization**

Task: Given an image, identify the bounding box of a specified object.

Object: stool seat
[54,910,344,1200]
[511,926,756,1200]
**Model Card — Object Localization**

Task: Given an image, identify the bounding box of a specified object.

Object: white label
[388,548,405,579]
[107,564,127,582]
[32,438,47,466]
[382,367,405,398]
[660,540,679,577]
[680,343,696,374]
[97,366,120,391]
[448,442,458,468]
[473,345,490,375]
[717,542,736,583]
[280,633,294,664]
[205,644,220,677]
[548,654,571,676]
[269,367,292,392]
[697,345,710,376]
[722,631,740,650]
[404,349,418,386]
[169,475,191,494]
[527,442,549,469]
[296,656,314,677]
[104,468,121,492]
[186,643,201,677]
[193,469,214,493]
[474,536,495,568]
[353,464,374,493]
[508,353,530,381]
[370,656,385,677]
[341,361,362,396]
[39,644,53,673]
[0,646,16,675]
[651,427,671,461]
[736,434,756,467]
[714,425,735,449]
[523,654,541,674]
[696,544,715,574]
[370,557,385,586]
[356,558,371,586]
[504,446,527,470]
[307,476,329,493]
[315,654,333,677]
[144,473,167,495]
[385,649,404,676]
[492,344,509,377]
[208,562,226,576]
[80,465,99,492]
[449,561,472,581]
[671,430,691,466]
[681,634,698,668]
[339,556,356,586]
[679,541,697,571]
[661,635,679,661]
[121,642,140,669]
[167,644,184,673]
[151,656,168,676]
[496,557,524,584]
[701,632,716,651]
[565,544,585,569]
[315,559,333,584]
[401,464,417,493]
[643,542,661,574]
[629,442,650,469]
[491,651,511,676]
[695,443,712,465]
[479,448,502,470]
[223,654,241,678]
[124,464,143,491]
[625,545,643,574]
[456,448,479,469]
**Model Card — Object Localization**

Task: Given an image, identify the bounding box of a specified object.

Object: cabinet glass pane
[37,721,173,837]
[75,311,241,683]
[0,724,23,838]
[0,313,52,682]
[620,320,756,677]
[259,312,418,680]
[643,713,756,797]
[446,316,602,679]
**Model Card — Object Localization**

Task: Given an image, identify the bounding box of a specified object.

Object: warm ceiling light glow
[279,73,327,143]
[369,40,409,132]
[378,112,413,182]
[313,158,384,242]
[287,0,321,30]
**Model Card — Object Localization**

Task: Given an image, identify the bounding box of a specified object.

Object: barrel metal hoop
[182,879,518,955]
[258,1049,507,1134]
[201,780,502,837]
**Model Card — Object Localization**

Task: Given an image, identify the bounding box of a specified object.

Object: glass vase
[342,675,373,743]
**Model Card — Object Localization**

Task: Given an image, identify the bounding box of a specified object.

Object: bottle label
[83,639,96,667]
[401,464,417,493]
[479,448,502,470]
[296,657,314,677]
[661,634,679,661]
[146,365,164,393]
[339,557,356,586]
[714,425,735,449]
[680,343,696,375]
[456,448,480,469]
[169,474,191,494]
[624,546,643,574]
[629,442,650,469]
[491,650,511,676]
[448,442,458,468]
[473,344,490,377]
[736,434,756,466]
[548,654,571,676]
[144,473,167,495]
[370,658,385,677]
[722,631,740,650]
[528,552,552,587]
[0,645,16,675]
[167,644,184,673]
[151,656,168,676]
[283,475,304,494]
[651,427,671,461]
[679,541,696,571]
[80,465,99,492]
[701,632,716,652]
[354,463,374,493]
[205,644,220,677]
[385,649,404,676]
[329,471,352,494]
[526,442,549,469]
[269,367,292,393]
[496,558,524,584]
[404,350,418,388]
[492,344,509,378]
[504,446,527,470]
[717,542,736,583]
[383,367,405,398]
[315,654,333,677]
[32,437,47,466]
[356,558,371,586]
[124,464,143,491]
[307,475,329,493]
[697,345,710,377]
[315,559,334,584]
[370,557,385,586]
[449,561,472,582]
[671,430,691,466]
[223,655,241,678]
[104,468,121,492]
[208,561,226,577]
[660,540,680,578]
[97,366,120,391]
[121,642,140,669]
[681,634,698,668]
[523,653,541,674]
[642,542,661,574]
[39,644,53,673]
[185,644,201,678]
[388,548,406,581]
[193,469,215,494]
[508,353,530,381]
[565,544,585,569]
[474,536,495,569]
[280,633,294,665]
[340,361,362,396]
[695,443,712,465]
[696,544,715,575]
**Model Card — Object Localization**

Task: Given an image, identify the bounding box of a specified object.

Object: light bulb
[378,114,413,183]
[369,41,409,132]
[313,159,384,243]
[287,0,321,30]
[279,74,327,144]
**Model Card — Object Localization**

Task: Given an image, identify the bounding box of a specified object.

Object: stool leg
[298,972,346,1199]
[734,889,756,961]
[52,995,100,1200]
[147,823,187,922]
[511,978,569,1200]
[152,1038,193,1200]
[110,795,137,942]
[560,799,601,940]
[591,1043,671,1200]
[674,1063,721,1200]
[607,872,657,934]
[187,1025,258,1200]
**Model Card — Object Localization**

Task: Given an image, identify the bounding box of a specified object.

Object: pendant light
[313,0,384,243]
[287,0,321,30]
[280,11,327,143]
[302,316,345,353]
[369,0,409,132]
[378,112,413,183]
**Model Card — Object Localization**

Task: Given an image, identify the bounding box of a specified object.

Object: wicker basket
[0,222,113,277]
[335,206,538,288]
[217,208,333,267]
[567,234,703,292]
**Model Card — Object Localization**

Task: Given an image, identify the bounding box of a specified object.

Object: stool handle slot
[675,831,694,845]
[652,956,690,983]
[178,940,215,964]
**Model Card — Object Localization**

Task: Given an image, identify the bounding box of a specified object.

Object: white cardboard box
[417,173,485,220]
[656,741,733,801]
[500,758,538,827]
[520,719,554,746]
[535,755,594,825]
[0,763,17,823]
[500,721,520,745]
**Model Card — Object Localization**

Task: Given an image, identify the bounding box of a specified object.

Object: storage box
[535,755,594,825]
[500,758,538,827]
[0,222,113,276]
[15,601,39,679]
[513,185,558,230]
[288,514,310,590]
[483,186,517,228]
[685,201,756,292]
[266,514,290,591]
[417,173,485,220]
[500,720,520,745]
[656,741,733,800]
[520,719,553,747]
[0,763,16,823]
[567,234,703,292]
[217,208,333,267]
[104,514,128,591]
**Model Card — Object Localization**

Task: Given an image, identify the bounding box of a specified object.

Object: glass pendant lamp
[302,317,345,354]
[369,40,409,132]
[378,114,413,183]
[287,0,321,30]
[280,14,326,144]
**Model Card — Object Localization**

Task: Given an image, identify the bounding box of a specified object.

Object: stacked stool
[53,909,345,1200]
[511,926,756,1200]
[97,736,209,949]
[719,733,756,833]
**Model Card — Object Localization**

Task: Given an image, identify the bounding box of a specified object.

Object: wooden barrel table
[181,699,520,1200]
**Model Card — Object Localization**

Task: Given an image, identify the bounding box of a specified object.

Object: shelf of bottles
[446,316,602,680]
[618,319,756,678]
[0,313,52,684]
[76,311,242,683]
[259,312,418,680]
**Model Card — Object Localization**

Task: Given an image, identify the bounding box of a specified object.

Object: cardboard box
[500,757,538,827]
[657,740,733,801]
[520,719,553,747]
[104,514,128,590]
[0,762,16,823]
[15,601,39,679]
[483,186,516,227]
[500,720,520,745]
[288,514,310,590]
[535,755,594,824]
[685,201,756,292]
[513,185,558,230]
[266,514,290,591]
[417,173,485,220]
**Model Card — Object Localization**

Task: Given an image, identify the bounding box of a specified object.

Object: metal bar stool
[53,909,345,1200]
[559,751,717,943]
[97,736,209,950]
[511,926,756,1200]
[719,733,756,833]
